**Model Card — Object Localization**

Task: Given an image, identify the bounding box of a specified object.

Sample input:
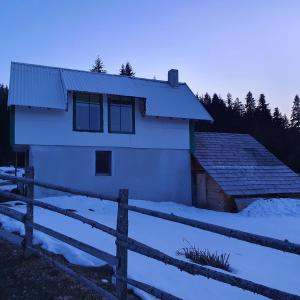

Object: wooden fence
[0,167,300,300]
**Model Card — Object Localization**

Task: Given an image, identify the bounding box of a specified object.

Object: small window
[73,92,103,132]
[95,151,112,176]
[108,95,135,134]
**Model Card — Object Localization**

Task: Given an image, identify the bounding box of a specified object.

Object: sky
[0,0,300,115]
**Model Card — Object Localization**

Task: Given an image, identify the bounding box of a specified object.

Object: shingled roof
[193,132,300,197]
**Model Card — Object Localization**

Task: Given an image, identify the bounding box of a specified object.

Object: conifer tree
[202,93,212,106]
[290,95,300,129]
[233,97,244,116]
[226,93,233,110]
[90,56,106,73]
[120,62,135,77]
[245,91,256,116]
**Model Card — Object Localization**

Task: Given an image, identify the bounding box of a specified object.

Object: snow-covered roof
[194,132,300,197]
[8,62,213,121]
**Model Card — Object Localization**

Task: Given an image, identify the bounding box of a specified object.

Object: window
[73,92,103,132]
[108,95,135,133]
[95,151,112,176]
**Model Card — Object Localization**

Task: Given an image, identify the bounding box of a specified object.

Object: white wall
[31,145,192,204]
[14,94,190,150]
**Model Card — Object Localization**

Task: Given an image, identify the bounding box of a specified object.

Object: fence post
[116,189,129,300]
[23,166,34,258]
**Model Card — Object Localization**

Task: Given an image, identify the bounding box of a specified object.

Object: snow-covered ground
[0,166,24,191]
[0,196,300,299]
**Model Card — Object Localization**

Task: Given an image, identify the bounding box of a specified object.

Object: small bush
[176,242,231,272]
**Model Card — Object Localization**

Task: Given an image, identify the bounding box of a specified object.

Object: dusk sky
[1,0,299,115]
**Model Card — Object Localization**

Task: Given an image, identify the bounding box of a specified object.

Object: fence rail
[0,169,300,300]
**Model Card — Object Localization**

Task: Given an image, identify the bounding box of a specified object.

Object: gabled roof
[194,132,300,197]
[8,62,213,121]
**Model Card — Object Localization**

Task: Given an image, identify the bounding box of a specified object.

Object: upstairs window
[96,151,112,176]
[73,92,103,132]
[108,95,135,134]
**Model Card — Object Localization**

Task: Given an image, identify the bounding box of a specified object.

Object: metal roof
[8,62,213,121]
[194,132,300,197]
[8,62,67,110]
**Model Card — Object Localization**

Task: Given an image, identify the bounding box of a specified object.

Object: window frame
[73,92,104,133]
[95,151,112,176]
[108,95,135,134]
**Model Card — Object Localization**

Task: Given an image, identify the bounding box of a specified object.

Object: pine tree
[290,95,300,129]
[256,93,271,122]
[90,56,106,73]
[226,93,233,110]
[272,107,287,130]
[202,93,211,106]
[120,62,135,77]
[245,91,256,116]
[233,97,244,116]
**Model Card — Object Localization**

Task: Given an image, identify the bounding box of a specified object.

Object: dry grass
[176,241,231,272]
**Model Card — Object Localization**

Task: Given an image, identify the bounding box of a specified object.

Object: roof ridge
[11,61,186,86]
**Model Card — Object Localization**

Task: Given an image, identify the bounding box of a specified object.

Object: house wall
[13,94,190,150]
[30,145,192,204]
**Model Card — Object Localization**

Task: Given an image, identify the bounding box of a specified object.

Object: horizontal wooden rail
[116,275,182,300]
[0,205,117,266]
[121,237,300,300]
[34,248,119,300]
[0,190,117,237]
[0,180,14,186]
[0,173,118,203]
[125,203,300,255]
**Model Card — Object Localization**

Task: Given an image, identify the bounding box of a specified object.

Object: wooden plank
[116,275,182,300]
[0,180,14,186]
[115,189,129,300]
[0,205,117,266]
[24,166,34,258]
[0,190,117,237]
[122,237,300,300]
[124,203,300,255]
[0,173,118,202]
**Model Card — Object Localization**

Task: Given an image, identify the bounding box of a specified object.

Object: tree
[233,97,244,116]
[245,91,256,116]
[202,93,212,106]
[273,107,288,130]
[120,62,135,77]
[226,93,233,110]
[90,56,106,73]
[290,95,300,130]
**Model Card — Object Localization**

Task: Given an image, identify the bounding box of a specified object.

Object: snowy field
[0,196,300,300]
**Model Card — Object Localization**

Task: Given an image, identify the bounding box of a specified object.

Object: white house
[8,62,213,204]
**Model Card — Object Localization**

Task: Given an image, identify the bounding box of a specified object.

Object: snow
[0,196,300,299]
[0,166,24,191]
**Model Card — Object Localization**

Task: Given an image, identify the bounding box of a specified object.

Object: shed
[192,132,300,212]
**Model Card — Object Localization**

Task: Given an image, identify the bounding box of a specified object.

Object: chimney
[168,69,179,87]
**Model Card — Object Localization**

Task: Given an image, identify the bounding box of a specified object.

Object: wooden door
[196,173,207,208]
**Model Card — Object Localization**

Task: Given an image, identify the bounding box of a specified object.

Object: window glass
[75,102,89,130]
[96,151,111,175]
[108,96,134,133]
[74,93,102,132]
[90,103,101,131]
[120,104,133,132]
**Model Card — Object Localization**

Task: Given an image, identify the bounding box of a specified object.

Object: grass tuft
[176,241,231,272]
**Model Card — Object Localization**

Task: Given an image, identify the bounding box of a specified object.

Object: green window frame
[108,95,135,134]
[73,92,103,132]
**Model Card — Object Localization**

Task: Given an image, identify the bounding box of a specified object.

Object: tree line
[196,92,300,172]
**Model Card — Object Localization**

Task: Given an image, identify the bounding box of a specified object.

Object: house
[8,62,213,204]
[192,132,300,211]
